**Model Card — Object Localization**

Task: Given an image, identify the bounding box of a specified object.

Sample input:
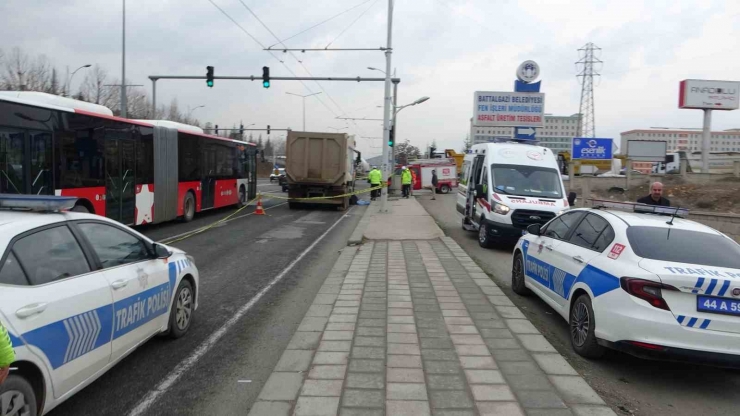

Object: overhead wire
[235,0,381,135]
[207,0,341,117]
[266,0,376,49]
[324,0,381,49]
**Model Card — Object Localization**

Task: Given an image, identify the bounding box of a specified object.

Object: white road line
[128,207,354,416]
[156,202,288,243]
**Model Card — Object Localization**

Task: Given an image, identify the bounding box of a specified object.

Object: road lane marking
[156,202,288,243]
[128,207,354,416]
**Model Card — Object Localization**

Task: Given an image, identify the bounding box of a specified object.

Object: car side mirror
[527,223,541,235]
[153,243,172,259]
[567,192,577,207]
[475,184,486,197]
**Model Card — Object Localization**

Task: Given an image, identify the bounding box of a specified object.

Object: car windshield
[491,164,562,198]
[627,226,740,268]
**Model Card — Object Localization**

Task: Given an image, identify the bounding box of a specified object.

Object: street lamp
[187,105,205,119]
[286,91,322,131]
[66,64,91,97]
[394,96,430,116]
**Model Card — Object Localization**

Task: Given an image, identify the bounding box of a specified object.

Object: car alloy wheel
[570,302,590,348]
[176,286,193,331]
[0,390,32,416]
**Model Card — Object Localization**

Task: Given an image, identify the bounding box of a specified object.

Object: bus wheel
[72,203,89,213]
[237,186,247,208]
[182,192,196,222]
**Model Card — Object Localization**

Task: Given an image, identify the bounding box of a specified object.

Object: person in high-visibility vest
[368,166,382,201]
[0,321,15,385]
[401,166,413,198]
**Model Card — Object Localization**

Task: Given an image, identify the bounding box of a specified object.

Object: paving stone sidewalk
[249,237,616,416]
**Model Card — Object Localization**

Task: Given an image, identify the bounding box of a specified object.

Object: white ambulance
[457,142,572,248]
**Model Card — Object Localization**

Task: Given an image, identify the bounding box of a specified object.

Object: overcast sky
[2,0,739,157]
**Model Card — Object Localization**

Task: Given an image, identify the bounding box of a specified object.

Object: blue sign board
[514,127,536,140]
[571,138,613,160]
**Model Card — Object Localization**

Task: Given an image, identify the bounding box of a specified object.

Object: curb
[347,203,378,245]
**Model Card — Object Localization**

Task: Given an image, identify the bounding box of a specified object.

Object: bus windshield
[491,164,562,198]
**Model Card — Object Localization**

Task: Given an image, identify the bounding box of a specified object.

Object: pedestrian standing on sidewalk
[401,166,412,198]
[0,321,14,385]
[368,166,382,201]
[430,169,438,200]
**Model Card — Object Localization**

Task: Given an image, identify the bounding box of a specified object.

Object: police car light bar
[0,194,78,212]
[591,199,689,218]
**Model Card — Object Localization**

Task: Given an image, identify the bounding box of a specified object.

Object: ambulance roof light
[0,194,78,212]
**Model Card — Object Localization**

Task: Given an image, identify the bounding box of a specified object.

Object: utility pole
[391,78,399,194]
[379,0,394,214]
[575,43,601,138]
[121,0,127,118]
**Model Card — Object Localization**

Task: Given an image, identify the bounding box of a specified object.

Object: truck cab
[457,142,569,248]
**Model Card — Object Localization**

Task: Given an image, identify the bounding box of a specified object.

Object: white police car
[0,195,199,415]
[512,199,740,367]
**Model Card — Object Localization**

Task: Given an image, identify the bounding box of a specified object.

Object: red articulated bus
[0,91,257,226]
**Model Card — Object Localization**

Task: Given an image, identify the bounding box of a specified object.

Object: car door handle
[111,279,128,290]
[16,303,48,318]
[545,245,553,251]
[572,256,585,263]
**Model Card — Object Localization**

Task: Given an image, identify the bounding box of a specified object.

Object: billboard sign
[473,91,545,128]
[627,140,667,162]
[679,79,740,110]
[571,138,613,160]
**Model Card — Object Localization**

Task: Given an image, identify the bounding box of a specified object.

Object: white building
[620,128,740,154]
[470,113,581,154]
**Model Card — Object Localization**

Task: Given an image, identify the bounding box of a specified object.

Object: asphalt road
[418,192,740,416]
[50,180,367,416]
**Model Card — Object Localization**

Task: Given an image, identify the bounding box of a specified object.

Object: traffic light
[215,124,219,135]
[262,66,270,88]
[388,125,395,147]
[267,125,271,135]
[206,66,214,88]
[429,145,436,158]
[240,123,244,135]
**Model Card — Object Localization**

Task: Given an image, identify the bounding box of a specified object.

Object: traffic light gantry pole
[147,74,401,118]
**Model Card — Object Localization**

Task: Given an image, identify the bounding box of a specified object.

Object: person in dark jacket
[637,182,670,206]
[430,170,439,200]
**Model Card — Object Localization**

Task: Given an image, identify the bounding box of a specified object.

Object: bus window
[136,127,154,185]
[59,113,105,189]
[178,134,200,182]
[29,130,53,195]
[0,128,25,194]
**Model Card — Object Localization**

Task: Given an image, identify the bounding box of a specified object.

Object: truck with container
[285,131,358,210]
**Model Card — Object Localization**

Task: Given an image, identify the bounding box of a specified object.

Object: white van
[457,142,571,247]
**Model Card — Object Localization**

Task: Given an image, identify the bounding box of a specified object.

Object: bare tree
[48,68,60,95]
[1,47,53,91]
[79,65,116,107]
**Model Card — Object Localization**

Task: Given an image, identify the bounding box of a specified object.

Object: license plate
[697,295,740,317]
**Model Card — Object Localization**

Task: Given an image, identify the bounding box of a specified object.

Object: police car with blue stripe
[512,199,740,367]
[0,195,199,415]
